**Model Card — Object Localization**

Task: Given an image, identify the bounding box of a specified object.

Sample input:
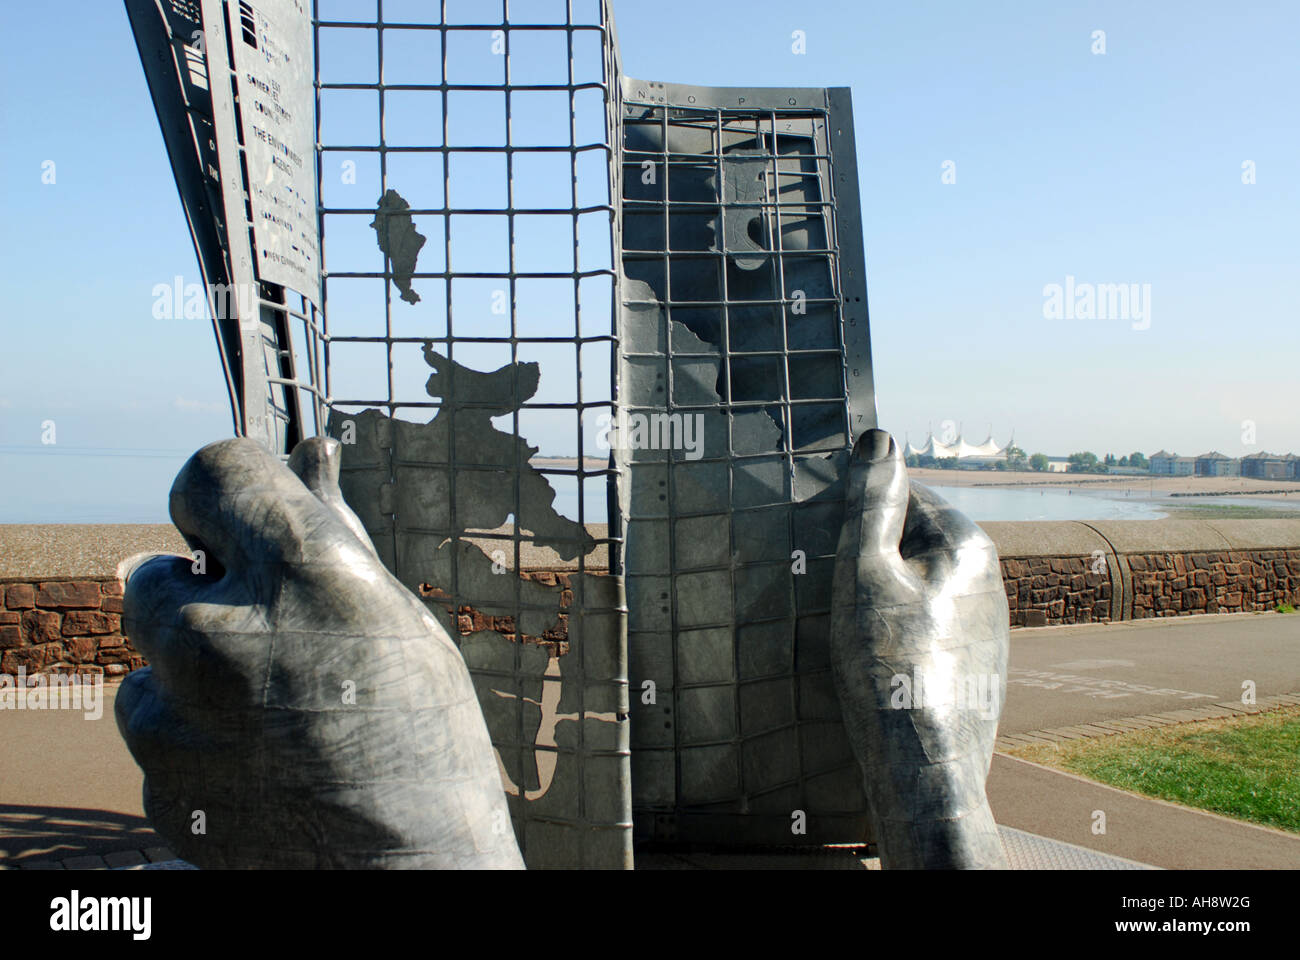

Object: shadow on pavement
[0,804,159,864]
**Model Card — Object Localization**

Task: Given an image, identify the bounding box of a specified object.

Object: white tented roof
[905,428,1014,460]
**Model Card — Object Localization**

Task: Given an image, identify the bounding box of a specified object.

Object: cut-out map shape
[371,189,426,304]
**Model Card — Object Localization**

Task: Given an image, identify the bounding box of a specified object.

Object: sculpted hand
[830,430,1009,869]
[114,437,523,869]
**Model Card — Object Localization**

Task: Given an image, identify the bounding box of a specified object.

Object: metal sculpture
[122,0,1012,869]
[115,436,524,869]
[831,430,1009,868]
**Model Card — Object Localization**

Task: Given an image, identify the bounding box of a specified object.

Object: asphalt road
[999,612,1300,736]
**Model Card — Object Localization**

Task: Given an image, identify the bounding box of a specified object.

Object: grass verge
[1007,705,1300,834]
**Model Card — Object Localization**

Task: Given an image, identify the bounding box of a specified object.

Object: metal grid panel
[617,79,875,844]
[312,0,630,868]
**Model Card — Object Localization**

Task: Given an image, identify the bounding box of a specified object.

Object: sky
[0,0,1297,522]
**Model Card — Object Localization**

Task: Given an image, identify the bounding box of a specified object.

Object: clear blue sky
[1,0,1296,521]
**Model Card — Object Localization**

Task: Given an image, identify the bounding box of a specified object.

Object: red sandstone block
[104,663,127,676]
[0,626,22,649]
[36,581,101,609]
[101,596,124,614]
[0,611,18,626]
[5,583,35,609]
[101,580,124,598]
[65,637,99,663]
[21,610,61,645]
[2,643,60,673]
[61,611,116,636]
[96,646,134,665]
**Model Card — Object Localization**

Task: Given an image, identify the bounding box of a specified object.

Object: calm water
[925,485,1170,522]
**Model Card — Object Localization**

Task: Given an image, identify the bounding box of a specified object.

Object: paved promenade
[2,613,1297,869]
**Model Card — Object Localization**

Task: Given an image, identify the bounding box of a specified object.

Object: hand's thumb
[287,437,378,557]
[846,429,910,560]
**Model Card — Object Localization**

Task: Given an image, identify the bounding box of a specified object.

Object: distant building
[1148,450,1176,475]
[1195,451,1241,477]
[1149,451,1194,476]
[1045,457,1069,473]
[1240,451,1293,480]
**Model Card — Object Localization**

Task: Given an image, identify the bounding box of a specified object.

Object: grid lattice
[312,0,629,868]
[617,88,872,844]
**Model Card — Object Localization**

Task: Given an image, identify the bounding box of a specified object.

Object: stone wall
[985,518,1300,628]
[999,556,1111,627]
[0,579,143,678]
[1126,551,1300,619]
[3,518,1300,678]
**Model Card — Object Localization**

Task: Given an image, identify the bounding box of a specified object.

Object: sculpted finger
[169,437,348,580]
[847,429,911,558]
[287,436,378,557]
[835,429,918,601]
[122,552,266,703]
[122,554,218,651]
